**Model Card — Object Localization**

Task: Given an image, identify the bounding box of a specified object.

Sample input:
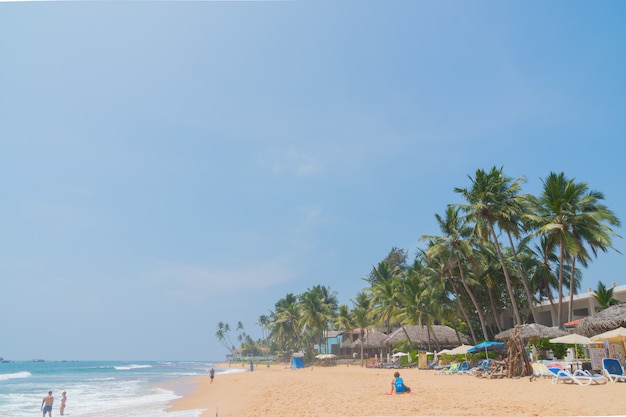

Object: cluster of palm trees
[217,167,621,362]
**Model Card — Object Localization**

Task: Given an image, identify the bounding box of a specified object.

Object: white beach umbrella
[590,327,626,343]
[549,334,594,360]
[549,334,593,345]
[448,344,473,355]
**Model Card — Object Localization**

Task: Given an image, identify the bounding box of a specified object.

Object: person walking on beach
[209,368,215,383]
[60,391,67,415]
[41,391,54,417]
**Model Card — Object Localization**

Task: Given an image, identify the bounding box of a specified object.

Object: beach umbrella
[435,349,453,356]
[590,327,626,344]
[448,344,473,355]
[392,352,409,358]
[468,341,505,358]
[549,334,594,360]
[549,334,593,345]
[447,344,472,362]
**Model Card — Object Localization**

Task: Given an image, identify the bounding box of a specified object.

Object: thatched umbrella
[494,323,568,341]
[385,325,471,349]
[575,303,626,337]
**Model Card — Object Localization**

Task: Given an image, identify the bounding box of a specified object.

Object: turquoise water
[0,360,238,417]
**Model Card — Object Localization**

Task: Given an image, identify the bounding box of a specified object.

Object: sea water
[0,360,240,417]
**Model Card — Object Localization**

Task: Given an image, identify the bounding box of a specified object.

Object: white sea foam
[114,364,153,370]
[0,371,31,381]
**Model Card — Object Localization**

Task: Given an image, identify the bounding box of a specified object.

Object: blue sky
[1,1,625,361]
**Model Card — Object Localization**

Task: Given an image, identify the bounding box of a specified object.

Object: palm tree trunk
[456,256,489,341]
[360,331,365,367]
[507,231,538,323]
[488,221,522,325]
[568,256,577,323]
[557,238,565,328]
[487,287,502,333]
[448,277,478,343]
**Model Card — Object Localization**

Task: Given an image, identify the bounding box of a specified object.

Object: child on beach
[390,371,411,394]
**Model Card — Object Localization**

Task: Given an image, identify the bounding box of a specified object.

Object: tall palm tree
[299,286,335,354]
[215,322,236,356]
[257,314,270,342]
[525,172,621,327]
[368,262,405,335]
[454,166,525,326]
[422,206,489,341]
[271,293,302,351]
[351,291,371,367]
[565,184,621,321]
[421,244,478,343]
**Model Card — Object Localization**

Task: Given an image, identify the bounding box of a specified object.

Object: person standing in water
[41,391,54,417]
[60,392,67,415]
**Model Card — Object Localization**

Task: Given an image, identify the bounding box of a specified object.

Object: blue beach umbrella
[468,341,505,358]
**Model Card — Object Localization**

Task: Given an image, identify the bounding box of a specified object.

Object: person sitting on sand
[390,371,411,394]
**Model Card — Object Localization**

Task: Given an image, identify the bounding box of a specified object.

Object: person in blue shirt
[390,371,411,394]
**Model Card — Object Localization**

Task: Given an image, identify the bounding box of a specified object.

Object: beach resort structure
[499,283,626,329]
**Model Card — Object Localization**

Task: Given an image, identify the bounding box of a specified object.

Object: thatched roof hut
[575,303,626,337]
[385,325,471,350]
[494,323,568,341]
[352,331,388,349]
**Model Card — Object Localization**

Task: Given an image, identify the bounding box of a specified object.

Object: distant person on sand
[41,391,54,417]
[60,391,67,415]
[210,368,215,383]
[390,371,411,394]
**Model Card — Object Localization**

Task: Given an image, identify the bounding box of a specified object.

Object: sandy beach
[169,362,626,417]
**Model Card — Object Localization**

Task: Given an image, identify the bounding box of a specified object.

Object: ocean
[0,360,240,417]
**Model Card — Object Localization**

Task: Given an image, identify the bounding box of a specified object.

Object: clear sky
[1,1,625,361]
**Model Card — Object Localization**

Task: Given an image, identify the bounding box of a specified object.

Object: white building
[500,283,626,329]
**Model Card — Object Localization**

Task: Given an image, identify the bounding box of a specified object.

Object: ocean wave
[113,364,153,371]
[0,371,32,381]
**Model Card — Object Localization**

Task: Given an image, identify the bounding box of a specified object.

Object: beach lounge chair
[438,362,460,375]
[551,368,607,386]
[468,359,491,376]
[601,358,626,383]
[456,361,471,374]
[531,363,553,380]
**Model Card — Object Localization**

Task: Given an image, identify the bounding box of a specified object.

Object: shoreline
[169,362,626,417]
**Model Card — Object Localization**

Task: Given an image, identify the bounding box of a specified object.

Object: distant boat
[32,359,45,362]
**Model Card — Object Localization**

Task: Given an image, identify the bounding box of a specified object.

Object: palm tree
[215,322,236,356]
[351,291,371,367]
[422,206,489,341]
[525,172,621,327]
[421,246,478,343]
[593,281,619,311]
[299,286,335,354]
[257,314,270,342]
[368,261,404,334]
[271,293,303,351]
[565,183,621,321]
[454,166,525,326]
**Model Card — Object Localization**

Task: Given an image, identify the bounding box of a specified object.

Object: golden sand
[169,362,625,417]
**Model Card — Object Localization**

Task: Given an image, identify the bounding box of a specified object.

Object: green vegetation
[216,167,621,364]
